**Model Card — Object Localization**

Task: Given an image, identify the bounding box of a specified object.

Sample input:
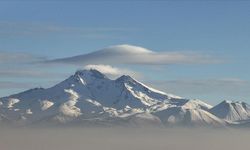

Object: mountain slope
[210,100,250,122]
[154,106,225,127]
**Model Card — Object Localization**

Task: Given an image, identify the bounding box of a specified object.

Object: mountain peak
[74,69,107,79]
[210,100,250,121]
[115,75,136,83]
[221,100,232,104]
[221,100,244,105]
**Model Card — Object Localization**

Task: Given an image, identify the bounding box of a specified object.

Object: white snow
[40,100,54,111]
[182,99,213,110]
[26,109,33,114]
[154,106,225,127]
[7,98,20,108]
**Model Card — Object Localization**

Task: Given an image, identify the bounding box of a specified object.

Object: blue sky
[0,1,250,104]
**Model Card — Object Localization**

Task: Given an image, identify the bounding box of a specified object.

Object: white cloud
[47,44,220,65]
[83,64,141,79]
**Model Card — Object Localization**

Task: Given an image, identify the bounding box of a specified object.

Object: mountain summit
[0,69,249,127]
[210,100,250,122]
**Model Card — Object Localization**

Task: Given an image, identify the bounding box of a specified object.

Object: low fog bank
[0,127,249,150]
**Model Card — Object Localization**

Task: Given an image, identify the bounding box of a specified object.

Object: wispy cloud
[0,51,67,79]
[0,51,46,64]
[47,44,221,65]
[148,78,250,100]
[0,69,66,78]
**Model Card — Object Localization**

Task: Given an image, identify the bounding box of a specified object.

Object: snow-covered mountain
[152,99,225,127]
[0,69,249,127]
[210,100,250,122]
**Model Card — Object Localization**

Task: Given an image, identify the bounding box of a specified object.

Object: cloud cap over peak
[83,64,141,79]
[47,44,220,66]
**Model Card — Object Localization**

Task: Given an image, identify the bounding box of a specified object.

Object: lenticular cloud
[47,44,219,65]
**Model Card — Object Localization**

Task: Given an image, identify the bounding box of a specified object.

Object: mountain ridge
[0,69,249,127]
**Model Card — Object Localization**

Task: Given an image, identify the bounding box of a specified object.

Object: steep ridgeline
[0,69,248,127]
